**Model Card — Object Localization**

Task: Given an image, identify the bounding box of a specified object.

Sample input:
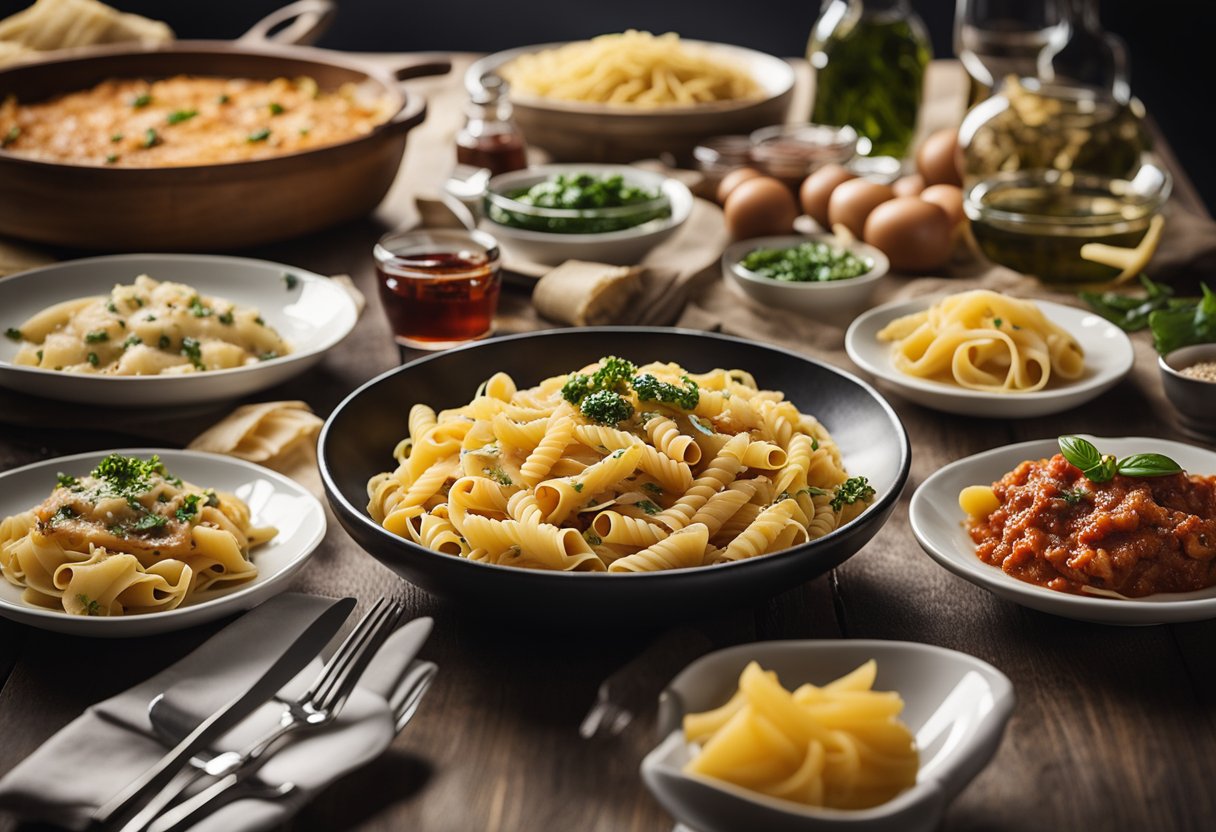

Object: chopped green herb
[583,530,602,546]
[739,240,873,283]
[1060,487,1090,506]
[642,482,664,497]
[175,493,203,522]
[4,327,21,341]
[188,296,212,317]
[107,301,119,313]
[35,349,42,361]
[122,334,142,349]
[111,133,124,143]
[166,109,198,125]
[204,490,220,507]
[254,316,265,325]
[258,351,279,361]
[247,127,271,143]
[76,594,103,616]
[298,126,311,136]
[132,93,152,108]
[86,352,99,367]
[636,499,660,515]
[142,127,161,148]
[283,272,300,290]
[131,513,168,533]
[180,336,204,369]
[55,472,79,489]
[572,482,584,493]
[158,334,171,350]
[217,310,234,325]
[482,466,513,486]
[992,318,1002,328]
[52,505,76,522]
[91,454,166,497]
[269,102,285,115]
[830,476,875,511]
[217,93,230,104]
[1,126,19,147]
[84,330,109,343]
[105,153,119,164]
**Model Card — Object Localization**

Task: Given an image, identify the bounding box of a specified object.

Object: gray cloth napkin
[0,594,430,831]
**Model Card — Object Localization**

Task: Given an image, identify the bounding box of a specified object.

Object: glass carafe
[807,0,932,160]
[954,0,1067,107]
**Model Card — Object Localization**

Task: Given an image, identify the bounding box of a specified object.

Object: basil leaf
[1115,453,1182,478]
[1058,435,1101,472]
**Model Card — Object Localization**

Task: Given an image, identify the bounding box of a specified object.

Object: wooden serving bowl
[0,1,449,251]
[466,41,795,164]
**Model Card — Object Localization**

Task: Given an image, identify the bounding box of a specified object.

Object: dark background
[2,0,1210,212]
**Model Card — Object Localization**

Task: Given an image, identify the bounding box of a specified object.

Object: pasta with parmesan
[876,290,1085,393]
[682,660,918,809]
[0,453,273,615]
[6,274,290,375]
[366,357,875,572]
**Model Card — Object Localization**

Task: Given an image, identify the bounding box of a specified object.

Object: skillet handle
[240,0,336,46]
[390,93,428,131]
[386,55,453,84]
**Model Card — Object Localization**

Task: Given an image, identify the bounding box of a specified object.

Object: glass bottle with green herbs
[808,0,932,160]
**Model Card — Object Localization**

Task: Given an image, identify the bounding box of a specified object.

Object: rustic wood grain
[1,55,1213,832]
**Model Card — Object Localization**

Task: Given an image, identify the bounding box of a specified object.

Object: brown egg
[892,174,925,198]
[723,176,799,240]
[717,167,764,205]
[799,164,857,228]
[863,197,953,273]
[920,184,965,227]
[828,178,895,239]
[916,128,962,187]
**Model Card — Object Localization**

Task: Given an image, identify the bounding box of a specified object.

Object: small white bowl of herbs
[723,233,889,323]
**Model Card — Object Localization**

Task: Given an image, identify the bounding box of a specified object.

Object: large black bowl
[319,328,910,624]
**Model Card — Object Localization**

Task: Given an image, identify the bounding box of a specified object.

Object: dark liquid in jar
[377,252,500,345]
[456,132,528,177]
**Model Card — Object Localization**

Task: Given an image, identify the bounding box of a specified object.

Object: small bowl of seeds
[1159,343,1216,437]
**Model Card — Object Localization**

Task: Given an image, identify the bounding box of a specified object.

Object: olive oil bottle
[808,0,932,160]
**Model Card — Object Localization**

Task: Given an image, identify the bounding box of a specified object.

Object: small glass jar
[748,123,858,187]
[456,74,528,178]
[374,229,501,351]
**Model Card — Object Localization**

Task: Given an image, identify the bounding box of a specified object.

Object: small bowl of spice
[1159,342,1216,437]
[722,233,888,323]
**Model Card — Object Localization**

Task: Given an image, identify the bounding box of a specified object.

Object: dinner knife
[91,595,356,827]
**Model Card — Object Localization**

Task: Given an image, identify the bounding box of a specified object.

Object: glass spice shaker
[456,74,528,178]
[807,0,933,161]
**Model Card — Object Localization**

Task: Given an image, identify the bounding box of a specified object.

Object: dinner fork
[150,660,438,832]
[118,597,404,832]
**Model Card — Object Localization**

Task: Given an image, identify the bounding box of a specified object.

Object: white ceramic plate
[641,639,1014,832]
[0,449,325,637]
[0,254,358,406]
[910,435,1216,625]
[844,296,1133,417]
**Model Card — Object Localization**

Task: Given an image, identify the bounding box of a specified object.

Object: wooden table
[1,56,1213,832]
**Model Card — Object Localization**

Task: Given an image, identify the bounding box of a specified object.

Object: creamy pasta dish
[5,274,290,375]
[877,290,1085,392]
[0,75,394,167]
[367,357,874,572]
[0,454,274,615]
[501,31,761,107]
[683,660,918,809]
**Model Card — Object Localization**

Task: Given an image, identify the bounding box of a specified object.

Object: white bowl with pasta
[641,639,1014,832]
[0,254,359,406]
[844,293,1134,418]
[466,34,796,163]
[0,448,326,637]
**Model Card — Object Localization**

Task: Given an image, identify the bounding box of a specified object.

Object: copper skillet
[0,0,450,251]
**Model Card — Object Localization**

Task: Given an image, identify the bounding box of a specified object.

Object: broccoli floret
[632,373,700,410]
[830,476,875,511]
[560,372,596,405]
[580,390,634,425]
[561,356,638,405]
[591,356,637,393]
